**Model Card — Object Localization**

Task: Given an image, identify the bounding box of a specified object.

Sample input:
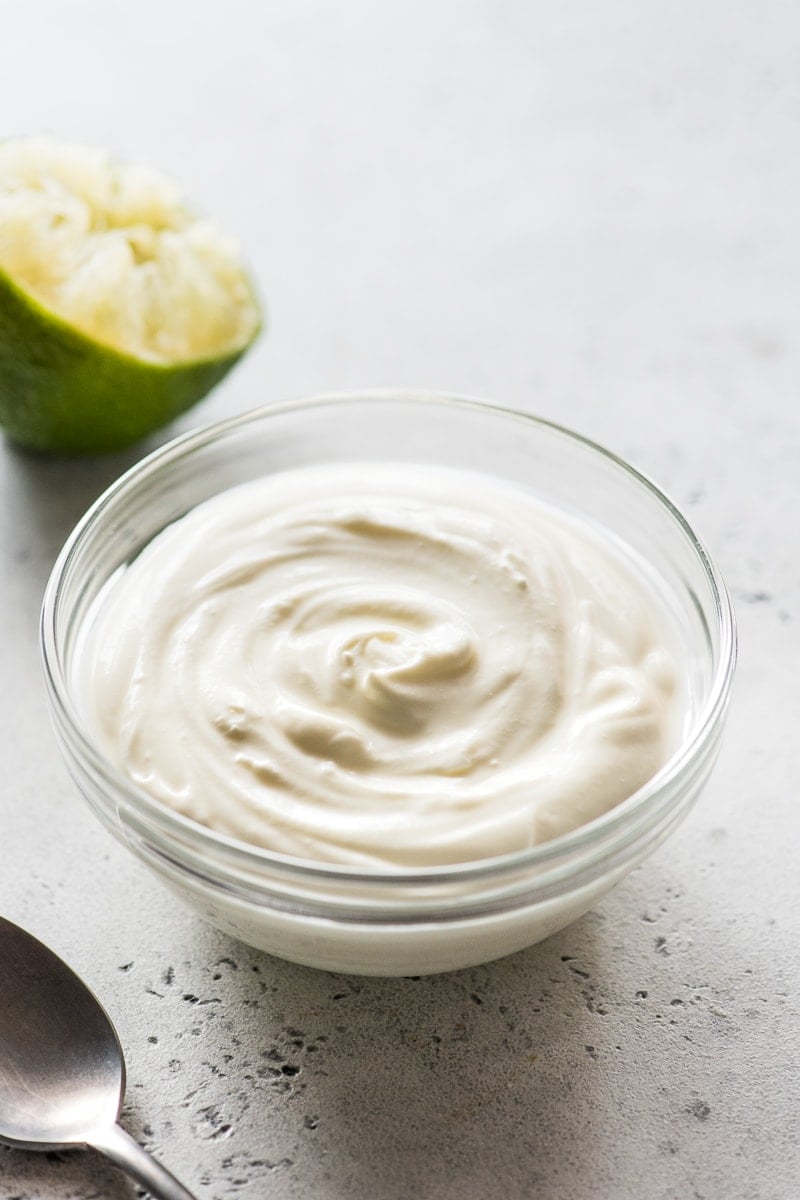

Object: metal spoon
[0,915,197,1199]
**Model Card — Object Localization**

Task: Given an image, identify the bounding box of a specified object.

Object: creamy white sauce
[80,463,681,867]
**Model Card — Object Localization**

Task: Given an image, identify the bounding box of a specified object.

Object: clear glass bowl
[40,393,736,976]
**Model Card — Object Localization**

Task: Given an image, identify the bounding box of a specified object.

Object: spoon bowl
[0,916,196,1200]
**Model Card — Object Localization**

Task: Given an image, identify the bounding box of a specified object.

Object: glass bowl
[40,392,736,976]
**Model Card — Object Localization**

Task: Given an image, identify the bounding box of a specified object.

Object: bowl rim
[40,389,737,890]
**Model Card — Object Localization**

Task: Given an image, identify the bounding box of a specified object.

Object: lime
[0,138,261,454]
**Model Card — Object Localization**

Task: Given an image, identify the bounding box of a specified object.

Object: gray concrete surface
[1,3,798,1197]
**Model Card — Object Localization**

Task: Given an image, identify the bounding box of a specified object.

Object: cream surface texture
[80,463,680,867]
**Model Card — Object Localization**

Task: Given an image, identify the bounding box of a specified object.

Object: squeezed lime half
[0,138,261,453]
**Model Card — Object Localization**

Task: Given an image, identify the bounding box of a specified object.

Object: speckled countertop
[1,3,798,1198]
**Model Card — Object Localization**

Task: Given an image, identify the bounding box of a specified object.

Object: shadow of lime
[1,432,168,592]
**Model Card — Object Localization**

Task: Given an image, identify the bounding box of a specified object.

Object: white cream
[80,462,680,868]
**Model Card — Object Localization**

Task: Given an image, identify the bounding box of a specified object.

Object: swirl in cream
[81,463,680,867]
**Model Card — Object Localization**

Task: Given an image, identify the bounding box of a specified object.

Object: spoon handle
[87,1123,198,1200]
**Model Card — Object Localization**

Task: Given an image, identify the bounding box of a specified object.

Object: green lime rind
[0,265,262,455]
